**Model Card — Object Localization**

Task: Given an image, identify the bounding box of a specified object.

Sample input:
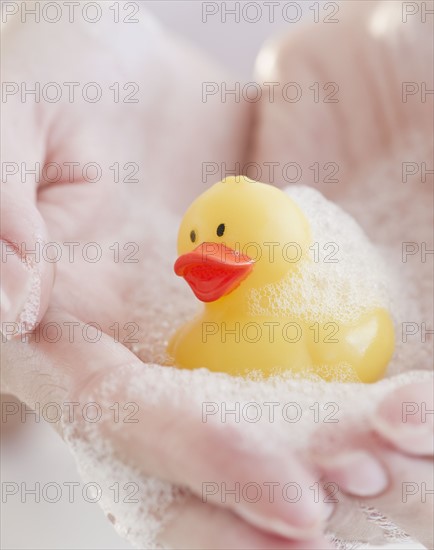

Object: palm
[40,175,152,339]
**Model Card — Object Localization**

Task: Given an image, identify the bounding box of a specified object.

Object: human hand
[250,0,433,546]
[0,4,332,548]
[1,1,432,548]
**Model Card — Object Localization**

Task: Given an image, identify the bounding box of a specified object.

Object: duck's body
[168,177,395,383]
[169,294,394,383]
[169,309,312,377]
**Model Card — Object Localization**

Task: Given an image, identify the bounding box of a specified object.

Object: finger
[1,187,55,340]
[160,493,334,550]
[373,381,434,456]
[2,308,331,541]
[364,449,433,549]
[250,0,433,185]
[1,13,56,339]
[72,379,332,541]
[316,448,433,547]
[65,350,332,539]
[368,381,433,547]
[316,383,434,548]
[312,385,433,499]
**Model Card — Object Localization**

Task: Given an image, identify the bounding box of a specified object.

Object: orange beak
[174,242,254,302]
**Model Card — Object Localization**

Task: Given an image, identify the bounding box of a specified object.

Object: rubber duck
[167,176,395,383]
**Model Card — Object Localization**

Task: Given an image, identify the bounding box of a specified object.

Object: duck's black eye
[190,230,196,243]
[216,223,225,237]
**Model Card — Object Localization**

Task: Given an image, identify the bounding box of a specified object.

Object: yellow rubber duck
[168,177,395,383]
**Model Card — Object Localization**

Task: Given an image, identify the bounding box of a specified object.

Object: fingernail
[318,451,388,497]
[237,507,322,540]
[1,240,33,340]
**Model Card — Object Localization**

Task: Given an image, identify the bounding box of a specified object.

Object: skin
[1,1,432,548]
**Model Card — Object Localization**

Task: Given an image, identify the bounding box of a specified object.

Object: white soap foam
[64,363,431,548]
[248,186,393,324]
[64,427,184,550]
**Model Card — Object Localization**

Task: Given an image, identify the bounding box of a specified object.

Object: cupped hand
[249,0,433,546]
[0,4,331,549]
[1,1,432,548]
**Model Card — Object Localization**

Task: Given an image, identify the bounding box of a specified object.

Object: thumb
[1,15,55,341]
[1,187,55,341]
[250,0,433,186]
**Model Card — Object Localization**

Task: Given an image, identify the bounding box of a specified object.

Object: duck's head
[174,176,311,303]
